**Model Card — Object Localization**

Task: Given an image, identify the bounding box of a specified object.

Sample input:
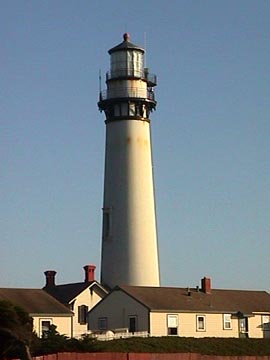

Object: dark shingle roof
[119,285,270,314]
[44,281,108,305]
[0,288,72,315]
[44,282,92,304]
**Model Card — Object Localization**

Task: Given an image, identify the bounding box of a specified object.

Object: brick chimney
[201,277,211,294]
[84,264,96,282]
[44,270,57,287]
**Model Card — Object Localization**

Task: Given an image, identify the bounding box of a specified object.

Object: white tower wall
[102,120,159,287]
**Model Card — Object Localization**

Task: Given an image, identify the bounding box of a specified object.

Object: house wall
[32,315,73,337]
[72,286,104,338]
[179,313,238,337]
[249,313,269,338]
[150,312,268,338]
[88,290,149,332]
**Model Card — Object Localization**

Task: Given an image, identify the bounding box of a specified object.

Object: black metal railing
[99,88,155,102]
[106,68,157,86]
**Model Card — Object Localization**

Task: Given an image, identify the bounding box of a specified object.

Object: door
[239,317,249,338]
[128,316,137,333]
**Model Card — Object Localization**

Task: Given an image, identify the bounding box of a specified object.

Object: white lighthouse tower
[98,33,160,289]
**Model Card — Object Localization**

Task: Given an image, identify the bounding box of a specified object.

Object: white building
[88,277,270,339]
[0,288,73,338]
[43,265,108,338]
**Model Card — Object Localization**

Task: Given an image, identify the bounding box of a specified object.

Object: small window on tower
[135,104,141,116]
[103,207,112,239]
[114,104,121,117]
[142,104,147,118]
[129,103,136,116]
[121,103,128,116]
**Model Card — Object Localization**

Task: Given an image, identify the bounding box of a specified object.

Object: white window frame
[262,315,270,331]
[39,318,52,337]
[167,314,178,336]
[223,314,232,330]
[196,315,206,332]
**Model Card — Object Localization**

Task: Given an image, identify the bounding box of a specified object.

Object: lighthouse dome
[108,33,144,54]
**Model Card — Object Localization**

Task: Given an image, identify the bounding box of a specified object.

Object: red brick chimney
[44,270,57,287]
[201,277,211,294]
[84,264,96,282]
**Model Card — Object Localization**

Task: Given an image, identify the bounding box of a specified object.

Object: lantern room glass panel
[127,50,143,77]
[110,50,143,78]
[111,51,126,78]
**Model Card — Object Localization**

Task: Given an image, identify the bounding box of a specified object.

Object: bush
[32,336,270,356]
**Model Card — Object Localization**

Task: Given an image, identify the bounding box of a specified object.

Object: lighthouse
[98,33,160,289]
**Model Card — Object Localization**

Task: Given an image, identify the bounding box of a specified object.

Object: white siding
[150,312,268,338]
[89,290,149,332]
[71,285,105,338]
[32,315,73,337]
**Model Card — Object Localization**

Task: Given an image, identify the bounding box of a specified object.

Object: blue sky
[1,0,269,290]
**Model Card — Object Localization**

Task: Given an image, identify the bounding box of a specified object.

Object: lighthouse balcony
[99,88,155,102]
[106,69,157,86]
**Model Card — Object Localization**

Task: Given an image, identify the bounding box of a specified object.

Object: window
[223,314,232,330]
[127,50,143,77]
[262,315,270,331]
[78,305,88,325]
[196,315,206,331]
[129,103,136,116]
[98,317,108,330]
[114,104,121,117]
[113,103,131,117]
[167,314,178,335]
[110,51,127,78]
[142,104,147,118]
[128,316,137,333]
[102,207,112,239]
[40,319,52,337]
[120,103,128,116]
[110,49,143,79]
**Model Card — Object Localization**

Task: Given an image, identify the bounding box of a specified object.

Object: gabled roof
[118,285,270,314]
[0,288,72,316]
[44,281,108,305]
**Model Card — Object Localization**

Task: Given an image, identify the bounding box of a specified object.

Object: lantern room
[108,33,145,80]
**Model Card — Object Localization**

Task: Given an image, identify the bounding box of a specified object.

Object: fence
[95,331,149,341]
[26,353,270,360]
